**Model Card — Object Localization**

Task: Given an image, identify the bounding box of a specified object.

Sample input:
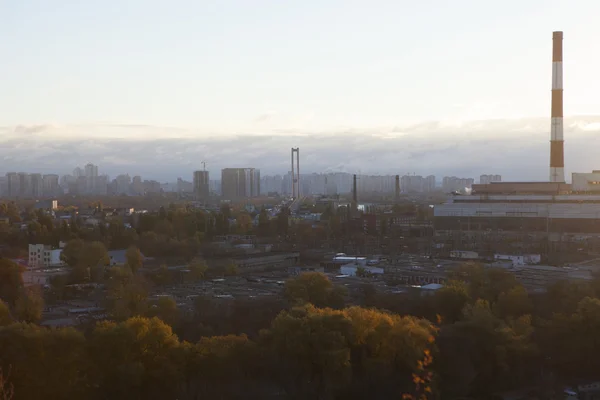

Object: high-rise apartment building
[43,174,60,197]
[131,176,143,195]
[85,163,99,193]
[18,173,31,198]
[442,176,475,192]
[221,168,260,200]
[424,175,436,192]
[30,173,43,198]
[6,173,19,197]
[479,174,502,184]
[193,170,210,199]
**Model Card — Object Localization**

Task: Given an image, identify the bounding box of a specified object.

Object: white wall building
[449,250,479,260]
[28,244,64,269]
[493,254,541,266]
[572,171,600,192]
[340,264,384,276]
[480,174,502,184]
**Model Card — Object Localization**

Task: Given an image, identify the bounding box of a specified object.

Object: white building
[493,254,541,266]
[479,174,502,184]
[340,264,384,276]
[420,283,443,296]
[449,250,479,260]
[572,171,600,192]
[28,244,64,269]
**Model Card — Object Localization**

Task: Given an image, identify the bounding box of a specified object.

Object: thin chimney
[353,174,357,204]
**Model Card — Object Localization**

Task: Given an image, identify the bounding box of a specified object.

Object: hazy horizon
[2,116,600,182]
[2,1,599,181]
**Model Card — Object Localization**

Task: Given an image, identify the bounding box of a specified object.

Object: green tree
[493,285,533,319]
[284,272,347,308]
[224,263,239,277]
[60,238,85,267]
[187,258,208,281]
[88,317,181,399]
[258,208,270,236]
[434,280,471,323]
[146,296,180,327]
[106,267,149,320]
[260,305,353,398]
[0,300,12,327]
[438,299,537,397]
[180,334,259,399]
[125,246,143,273]
[0,259,23,306]
[542,296,600,380]
[0,323,88,399]
[14,286,44,324]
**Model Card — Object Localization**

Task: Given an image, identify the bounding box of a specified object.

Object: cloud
[0,116,599,181]
[253,111,278,123]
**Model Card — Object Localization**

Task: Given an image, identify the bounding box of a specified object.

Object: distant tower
[395,175,400,202]
[550,31,565,182]
[291,148,300,198]
[352,174,358,206]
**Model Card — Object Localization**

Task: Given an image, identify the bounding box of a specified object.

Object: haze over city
[2,0,600,180]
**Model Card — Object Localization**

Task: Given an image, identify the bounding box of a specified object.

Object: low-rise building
[232,252,299,270]
[28,244,64,269]
[340,264,384,276]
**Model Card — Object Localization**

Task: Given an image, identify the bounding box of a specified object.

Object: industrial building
[434,31,600,256]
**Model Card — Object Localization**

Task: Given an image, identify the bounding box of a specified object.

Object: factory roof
[472,181,572,195]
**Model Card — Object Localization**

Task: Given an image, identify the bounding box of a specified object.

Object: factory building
[434,31,600,257]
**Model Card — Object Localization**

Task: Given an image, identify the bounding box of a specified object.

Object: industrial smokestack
[395,175,400,202]
[550,31,564,182]
[353,174,357,204]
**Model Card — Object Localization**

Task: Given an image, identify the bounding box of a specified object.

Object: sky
[1,1,600,180]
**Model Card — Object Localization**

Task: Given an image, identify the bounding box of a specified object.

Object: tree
[15,286,44,324]
[224,263,239,277]
[125,246,143,274]
[493,285,533,319]
[180,334,259,399]
[235,213,253,234]
[284,272,347,308]
[437,299,537,397]
[260,305,353,398]
[0,368,13,400]
[434,280,471,324]
[146,296,180,327]
[88,317,181,399]
[542,296,600,380]
[148,264,172,287]
[0,301,12,327]
[187,258,208,281]
[0,259,23,306]
[62,240,109,283]
[60,239,85,267]
[0,324,87,399]
[258,208,270,237]
[106,266,149,320]
[277,207,289,235]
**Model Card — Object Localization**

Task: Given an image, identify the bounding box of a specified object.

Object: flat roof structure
[471,181,572,195]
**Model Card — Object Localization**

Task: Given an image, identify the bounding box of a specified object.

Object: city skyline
[1,116,600,181]
[0,167,484,199]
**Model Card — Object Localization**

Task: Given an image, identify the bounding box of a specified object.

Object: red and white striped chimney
[550,31,564,182]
